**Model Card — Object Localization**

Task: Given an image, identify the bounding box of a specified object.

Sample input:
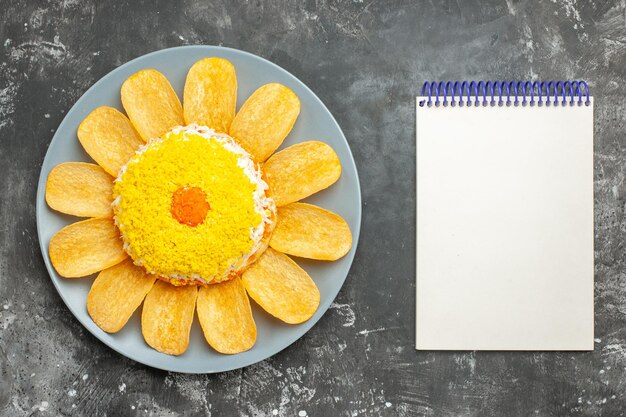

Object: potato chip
[49,218,127,278]
[184,58,237,133]
[270,203,352,260]
[121,69,184,142]
[196,278,256,354]
[77,107,144,176]
[87,259,155,333]
[46,162,114,218]
[229,83,300,162]
[242,248,320,324]
[141,281,197,355]
[264,141,341,206]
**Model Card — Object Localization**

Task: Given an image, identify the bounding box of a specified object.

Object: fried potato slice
[77,107,144,176]
[196,278,256,354]
[46,162,114,218]
[87,259,155,333]
[264,141,341,206]
[141,281,197,355]
[270,203,352,260]
[184,57,237,133]
[229,83,300,162]
[121,69,184,142]
[241,248,320,324]
[49,218,127,278]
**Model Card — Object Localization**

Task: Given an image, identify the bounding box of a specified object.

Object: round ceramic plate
[35,46,361,373]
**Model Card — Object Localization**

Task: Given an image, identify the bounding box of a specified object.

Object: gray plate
[35,46,361,373]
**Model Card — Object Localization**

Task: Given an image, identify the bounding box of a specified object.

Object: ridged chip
[184,57,237,133]
[270,203,352,260]
[46,162,114,218]
[229,83,300,162]
[87,259,155,333]
[264,141,341,206]
[241,248,320,324]
[77,107,144,176]
[196,278,256,354]
[121,69,184,142]
[141,281,197,355]
[49,218,127,278]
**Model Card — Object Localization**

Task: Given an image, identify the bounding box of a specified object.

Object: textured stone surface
[1,0,626,416]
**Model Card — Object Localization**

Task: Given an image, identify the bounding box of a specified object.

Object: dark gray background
[1,0,625,416]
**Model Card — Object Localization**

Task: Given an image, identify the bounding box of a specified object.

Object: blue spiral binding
[419,80,590,107]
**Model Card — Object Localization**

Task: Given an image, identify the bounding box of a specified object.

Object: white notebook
[416,81,594,351]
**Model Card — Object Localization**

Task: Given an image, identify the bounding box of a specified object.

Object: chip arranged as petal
[46,162,114,218]
[77,107,144,176]
[87,259,155,333]
[264,141,341,206]
[196,278,256,354]
[184,58,237,134]
[141,281,197,355]
[229,83,300,162]
[121,69,184,142]
[242,248,320,324]
[270,203,352,260]
[49,218,127,278]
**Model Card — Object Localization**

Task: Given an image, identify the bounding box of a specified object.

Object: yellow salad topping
[113,126,266,283]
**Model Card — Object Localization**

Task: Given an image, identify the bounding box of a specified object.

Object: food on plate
[78,107,144,176]
[46,57,352,356]
[46,162,114,218]
[121,69,184,142]
[230,83,300,162]
[196,277,257,354]
[87,259,155,333]
[113,125,276,285]
[49,218,127,278]
[184,57,237,133]
[270,202,352,261]
[242,248,320,324]
[264,141,341,206]
[141,280,197,355]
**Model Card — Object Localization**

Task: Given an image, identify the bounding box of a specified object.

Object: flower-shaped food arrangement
[45,58,352,355]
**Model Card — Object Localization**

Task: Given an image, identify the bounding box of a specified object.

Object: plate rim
[35,45,362,373]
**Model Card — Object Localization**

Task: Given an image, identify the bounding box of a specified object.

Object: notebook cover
[416,88,594,351]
